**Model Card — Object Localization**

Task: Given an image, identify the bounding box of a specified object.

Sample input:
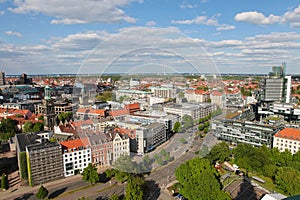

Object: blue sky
[0,0,300,75]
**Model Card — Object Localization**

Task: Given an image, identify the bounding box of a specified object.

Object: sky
[0,0,300,75]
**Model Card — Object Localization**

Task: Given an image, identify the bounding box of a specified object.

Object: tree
[125,176,145,200]
[198,124,204,131]
[37,115,44,121]
[173,121,181,133]
[105,169,117,179]
[203,127,209,133]
[275,167,300,196]
[175,158,230,200]
[81,163,99,184]
[32,122,44,132]
[23,121,34,133]
[36,185,48,199]
[0,118,18,140]
[1,173,8,191]
[182,115,193,129]
[263,164,278,179]
[110,194,119,200]
[58,112,72,124]
[206,142,230,163]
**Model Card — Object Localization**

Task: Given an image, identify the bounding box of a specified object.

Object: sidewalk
[1,174,83,200]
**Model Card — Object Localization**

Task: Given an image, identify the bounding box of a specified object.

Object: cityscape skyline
[0,1,300,74]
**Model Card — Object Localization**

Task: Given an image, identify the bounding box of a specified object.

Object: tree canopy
[0,118,18,140]
[82,163,99,184]
[175,158,230,200]
[36,185,48,199]
[182,115,193,129]
[173,121,181,133]
[206,142,230,163]
[125,176,146,200]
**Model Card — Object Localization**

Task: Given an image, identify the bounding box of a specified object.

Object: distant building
[210,91,224,108]
[14,73,33,85]
[43,87,56,130]
[129,78,140,89]
[150,86,177,98]
[26,142,64,186]
[0,71,5,85]
[258,62,291,104]
[164,102,216,121]
[273,128,300,154]
[184,89,210,103]
[61,138,92,177]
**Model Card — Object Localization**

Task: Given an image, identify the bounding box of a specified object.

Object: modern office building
[273,128,300,154]
[212,119,283,148]
[26,142,64,186]
[0,71,5,85]
[136,122,166,155]
[258,62,291,104]
[61,138,92,177]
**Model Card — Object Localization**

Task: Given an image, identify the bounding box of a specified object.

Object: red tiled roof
[274,128,300,141]
[71,119,93,127]
[61,138,87,150]
[76,108,106,116]
[211,91,223,96]
[110,109,129,117]
[125,103,140,110]
[115,127,136,139]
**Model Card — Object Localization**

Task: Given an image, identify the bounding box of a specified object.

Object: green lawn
[248,172,287,196]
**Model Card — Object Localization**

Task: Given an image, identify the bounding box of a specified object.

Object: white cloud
[146,21,156,26]
[1,27,300,74]
[216,24,235,31]
[172,15,218,26]
[5,31,22,38]
[180,2,197,9]
[282,5,300,27]
[8,0,142,24]
[172,15,235,31]
[234,5,300,28]
[234,11,281,25]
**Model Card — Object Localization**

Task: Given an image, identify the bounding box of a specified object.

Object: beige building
[112,133,130,162]
[273,128,300,154]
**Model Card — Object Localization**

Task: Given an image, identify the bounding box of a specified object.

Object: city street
[1,126,219,200]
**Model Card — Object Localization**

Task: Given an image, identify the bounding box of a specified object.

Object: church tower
[43,86,56,130]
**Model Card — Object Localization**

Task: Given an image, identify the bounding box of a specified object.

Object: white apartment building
[273,128,300,154]
[61,138,92,177]
[113,133,130,162]
[184,90,210,103]
[164,103,217,121]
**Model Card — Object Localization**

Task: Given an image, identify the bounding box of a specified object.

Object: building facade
[87,134,113,169]
[26,142,64,186]
[0,71,5,85]
[136,122,166,155]
[273,128,300,154]
[112,133,130,162]
[60,138,92,177]
[212,119,283,148]
[164,103,216,121]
